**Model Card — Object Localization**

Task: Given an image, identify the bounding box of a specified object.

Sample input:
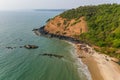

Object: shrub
[112,39,120,48]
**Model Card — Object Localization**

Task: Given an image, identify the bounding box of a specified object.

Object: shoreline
[74,43,120,80]
[73,43,104,80]
[68,42,92,80]
[34,27,120,80]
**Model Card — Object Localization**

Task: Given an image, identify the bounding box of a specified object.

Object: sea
[0,10,91,80]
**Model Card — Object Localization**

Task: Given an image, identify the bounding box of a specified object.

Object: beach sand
[74,43,120,80]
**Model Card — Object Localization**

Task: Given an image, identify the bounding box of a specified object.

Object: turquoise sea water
[0,10,90,80]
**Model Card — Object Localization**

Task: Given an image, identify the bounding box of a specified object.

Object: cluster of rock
[6,45,38,49]
[76,44,95,55]
[34,26,84,44]
[39,53,64,59]
[76,43,118,62]
[6,46,23,49]
[6,47,17,49]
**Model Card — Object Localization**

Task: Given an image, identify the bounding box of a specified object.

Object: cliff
[44,16,88,38]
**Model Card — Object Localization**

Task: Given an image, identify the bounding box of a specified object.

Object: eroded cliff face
[44,16,88,38]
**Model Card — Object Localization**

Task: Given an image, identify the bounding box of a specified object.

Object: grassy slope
[59,4,120,58]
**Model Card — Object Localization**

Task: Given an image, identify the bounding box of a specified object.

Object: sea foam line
[68,42,92,80]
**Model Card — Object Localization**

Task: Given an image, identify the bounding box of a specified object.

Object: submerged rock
[39,53,64,59]
[19,46,23,48]
[6,47,13,49]
[24,45,38,49]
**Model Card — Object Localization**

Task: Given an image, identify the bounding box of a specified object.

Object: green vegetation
[60,4,120,58]
[63,20,67,25]
[71,20,81,26]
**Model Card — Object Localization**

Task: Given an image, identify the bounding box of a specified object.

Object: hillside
[44,16,88,38]
[44,4,120,58]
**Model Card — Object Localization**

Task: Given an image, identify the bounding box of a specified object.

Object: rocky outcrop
[37,26,85,44]
[33,15,88,44]
[44,16,88,38]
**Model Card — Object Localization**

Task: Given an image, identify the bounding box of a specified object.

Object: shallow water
[0,10,89,80]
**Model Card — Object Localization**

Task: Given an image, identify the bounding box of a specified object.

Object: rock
[6,47,13,49]
[32,28,39,31]
[39,53,64,59]
[78,56,86,58]
[32,28,41,36]
[24,45,38,49]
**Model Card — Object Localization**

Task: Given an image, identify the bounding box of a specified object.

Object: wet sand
[74,43,120,80]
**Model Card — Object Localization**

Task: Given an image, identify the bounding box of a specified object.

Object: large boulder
[24,45,38,49]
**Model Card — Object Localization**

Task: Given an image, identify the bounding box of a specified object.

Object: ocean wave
[69,43,92,80]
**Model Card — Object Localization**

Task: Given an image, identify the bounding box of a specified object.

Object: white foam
[69,43,92,80]
[77,58,92,80]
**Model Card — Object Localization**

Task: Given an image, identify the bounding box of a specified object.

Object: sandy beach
[74,43,120,80]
